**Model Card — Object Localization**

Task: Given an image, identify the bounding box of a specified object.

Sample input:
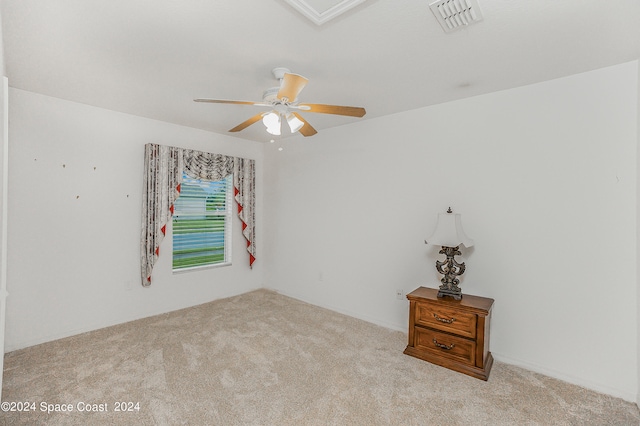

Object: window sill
[172,261,232,274]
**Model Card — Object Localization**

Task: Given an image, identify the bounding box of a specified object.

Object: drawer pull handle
[433,339,455,350]
[433,313,455,324]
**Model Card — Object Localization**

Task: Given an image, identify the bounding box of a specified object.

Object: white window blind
[172,172,233,271]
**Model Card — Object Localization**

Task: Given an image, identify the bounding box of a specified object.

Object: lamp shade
[425,211,474,248]
[262,112,281,135]
[286,113,304,133]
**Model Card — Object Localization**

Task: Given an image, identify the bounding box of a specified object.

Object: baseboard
[492,352,637,404]
[265,287,407,333]
[266,287,638,405]
[4,287,263,353]
[7,286,637,407]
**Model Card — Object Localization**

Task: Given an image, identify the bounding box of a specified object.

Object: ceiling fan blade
[277,73,308,103]
[229,113,264,132]
[297,103,366,117]
[194,99,272,108]
[292,112,317,137]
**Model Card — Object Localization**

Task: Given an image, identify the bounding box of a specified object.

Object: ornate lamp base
[436,245,466,300]
[437,287,462,300]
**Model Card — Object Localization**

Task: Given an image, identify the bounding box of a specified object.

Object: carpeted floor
[1,289,639,425]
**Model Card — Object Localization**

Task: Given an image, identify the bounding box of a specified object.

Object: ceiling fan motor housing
[262,87,281,104]
[272,67,291,80]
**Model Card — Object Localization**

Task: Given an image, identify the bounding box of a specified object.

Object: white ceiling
[2,0,639,143]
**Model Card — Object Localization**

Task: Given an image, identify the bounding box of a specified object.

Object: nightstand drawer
[415,303,477,339]
[414,327,475,366]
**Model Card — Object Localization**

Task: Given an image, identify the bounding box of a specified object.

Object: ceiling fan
[194,67,366,137]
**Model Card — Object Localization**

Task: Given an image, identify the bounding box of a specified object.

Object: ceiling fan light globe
[262,112,281,135]
[262,111,279,126]
[287,114,304,133]
[266,126,281,136]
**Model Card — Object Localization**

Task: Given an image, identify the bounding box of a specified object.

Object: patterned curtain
[140,143,256,287]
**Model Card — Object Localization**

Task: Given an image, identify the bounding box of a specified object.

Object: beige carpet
[1,289,639,425]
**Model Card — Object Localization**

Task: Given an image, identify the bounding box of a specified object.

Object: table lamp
[425,207,474,300]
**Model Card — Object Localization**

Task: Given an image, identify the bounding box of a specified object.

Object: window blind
[172,173,233,270]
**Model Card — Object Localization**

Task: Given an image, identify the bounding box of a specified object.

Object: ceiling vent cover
[429,0,483,33]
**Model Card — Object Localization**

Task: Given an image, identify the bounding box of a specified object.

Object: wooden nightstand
[403,287,494,380]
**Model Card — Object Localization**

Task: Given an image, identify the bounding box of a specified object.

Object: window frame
[171,172,233,273]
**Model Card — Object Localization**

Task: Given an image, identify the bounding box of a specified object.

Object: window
[172,172,233,271]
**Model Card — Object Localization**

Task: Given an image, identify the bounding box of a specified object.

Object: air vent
[429,0,483,33]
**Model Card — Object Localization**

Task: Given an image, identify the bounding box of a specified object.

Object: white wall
[3,61,638,403]
[264,61,638,401]
[637,60,640,408]
[5,88,263,351]
[0,11,7,400]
